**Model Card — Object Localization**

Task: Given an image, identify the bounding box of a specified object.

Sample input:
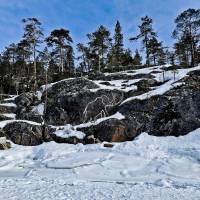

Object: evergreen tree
[46,28,73,73]
[173,9,200,66]
[121,49,133,66]
[133,49,142,66]
[148,37,166,65]
[113,21,124,66]
[22,18,43,90]
[174,35,190,66]
[65,45,75,73]
[130,16,156,67]
[77,43,91,72]
[87,25,111,72]
[16,40,31,77]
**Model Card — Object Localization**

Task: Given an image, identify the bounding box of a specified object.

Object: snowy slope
[1,129,200,199]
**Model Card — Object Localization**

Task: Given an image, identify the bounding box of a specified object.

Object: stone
[3,122,45,146]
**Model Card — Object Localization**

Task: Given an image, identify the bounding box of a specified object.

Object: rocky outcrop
[77,71,200,141]
[44,78,125,125]
[50,133,84,144]
[1,67,200,145]
[15,92,37,108]
[0,104,16,114]
[134,79,158,91]
[79,119,129,142]
[1,122,51,146]
[88,71,155,81]
[118,72,200,137]
[15,93,44,123]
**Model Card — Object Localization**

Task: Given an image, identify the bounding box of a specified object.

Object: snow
[104,64,166,77]
[38,77,80,93]
[75,112,125,129]
[2,95,18,102]
[91,79,138,92]
[0,103,17,107]
[0,137,6,144]
[1,129,200,199]
[53,125,86,139]
[121,65,200,104]
[1,113,16,119]
[0,120,41,129]
[32,103,44,115]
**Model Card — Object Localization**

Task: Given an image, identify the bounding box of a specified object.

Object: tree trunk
[153,55,156,66]
[189,26,195,67]
[145,35,150,67]
[33,42,37,91]
[60,47,64,73]
[44,69,48,119]
[98,50,101,73]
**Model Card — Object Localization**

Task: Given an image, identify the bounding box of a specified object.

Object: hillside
[1,64,200,145]
[1,65,200,199]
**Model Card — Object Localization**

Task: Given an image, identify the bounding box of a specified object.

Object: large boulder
[2,122,48,146]
[78,118,137,143]
[15,93,44,123]
[15,92,37,108]
[44,78,125,125]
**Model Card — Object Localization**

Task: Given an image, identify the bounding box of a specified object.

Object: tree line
[0,8,200,94]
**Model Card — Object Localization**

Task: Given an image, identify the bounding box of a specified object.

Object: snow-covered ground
[1,129,200,199]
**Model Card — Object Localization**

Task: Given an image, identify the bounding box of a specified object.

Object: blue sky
[0,0,200,53]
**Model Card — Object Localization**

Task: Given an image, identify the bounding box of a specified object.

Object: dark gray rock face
[0,105,16,114]
[15,93,37,108]
[118,73,200,138]
[88,71,155,81]
[50,133,84,144]
[2,122,46,146]
[15,93,44,123]
[44,78,125,125]
[78,72,200,142]
[2,69,200,145]
[134,79,158,91]
[17,112,44,123]
[78,119,129,142]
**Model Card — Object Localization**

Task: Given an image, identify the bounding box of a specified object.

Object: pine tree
[148,37,166,65]
[65,45,75,74]
[87,25,111,72]
[173,9,200,67]
[46,28,73,73]
[22,18,43,90]
[16,40,31,77]
[77,43,91,72]
[174,35,190,66]
[113,21,124,66]
[130,16,156,67]
[133,49,142,66]
[3,44,17,76]
[121,49,133,66]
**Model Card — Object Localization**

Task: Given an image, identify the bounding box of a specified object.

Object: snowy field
[1,129,200,199]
